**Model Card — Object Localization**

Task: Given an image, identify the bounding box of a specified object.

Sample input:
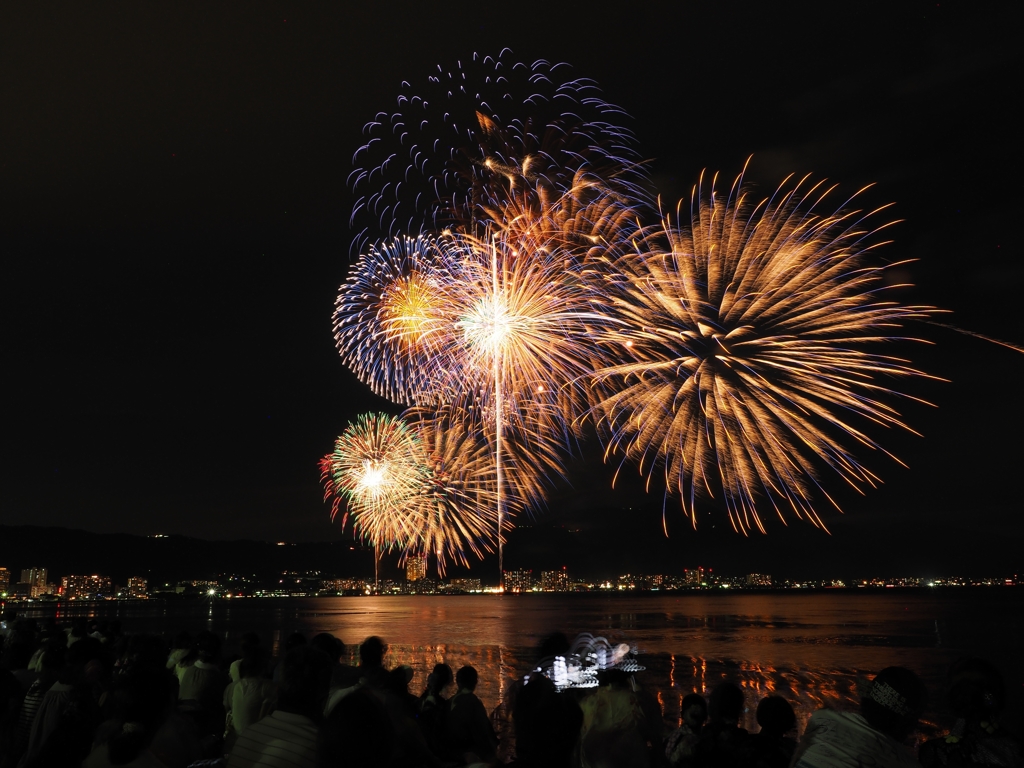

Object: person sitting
[749,695,796,768]
[356,636,389,691]
[82,663,193,768]
[227,645,332,768]
[666,692,708,767]
[228,632,261,684]
[512,672,584,768]
[791,666,926,768]
[919,657,1024,767]
[692,681,754,768]
[446,665,498,764]
[577,668,662,768]
[418,663,453,756]
[9,642,64,765]
[223,647,275,754]
[386,665,420,720]
[20,635,106,767]
[177,630,228,740]
[318,686,395,768]
[271,633,306,684]
[166,631,194,675]
[324,635,387,716]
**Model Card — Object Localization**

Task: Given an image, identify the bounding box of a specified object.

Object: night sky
[3,1,1022,580]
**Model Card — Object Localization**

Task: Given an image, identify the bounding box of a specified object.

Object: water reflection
[12,590,1021,740]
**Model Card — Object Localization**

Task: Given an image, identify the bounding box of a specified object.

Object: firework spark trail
[348,50,648,250]
[586,170,937,535]
[925,321,1024,354]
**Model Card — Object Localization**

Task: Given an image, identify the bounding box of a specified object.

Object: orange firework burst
[587,170,936,535]
[403,406,509,574]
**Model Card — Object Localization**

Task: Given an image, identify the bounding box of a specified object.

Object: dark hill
[0,525,374,585]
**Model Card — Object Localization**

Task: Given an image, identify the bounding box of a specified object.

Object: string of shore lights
[318,49,990,580]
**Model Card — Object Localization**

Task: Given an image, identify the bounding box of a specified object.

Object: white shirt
[793,710,921,768]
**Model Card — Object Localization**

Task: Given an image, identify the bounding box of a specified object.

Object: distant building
[11,582,31,599]
[20,568,48,598]
[504,569,533,593]
[127,577,148,599]
[406,553,428,582]
[322,578,369,594]
[61,575,113,600]
[540,567,569,592]
[684,567,707,587]
[448,578,481,592]
[746,573,772,587]
[0,567,9,595]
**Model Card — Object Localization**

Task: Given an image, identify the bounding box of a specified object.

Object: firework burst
[437,180,640,482]
[587,170,935,535]
[403,406,508,574]
[333,235,460,406]
[335,179,640,480]
[321,409,514,576]
[348,50,646,248]
[319,412,424,552]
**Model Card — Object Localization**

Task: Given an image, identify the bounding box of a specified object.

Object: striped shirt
[226,710,318,768]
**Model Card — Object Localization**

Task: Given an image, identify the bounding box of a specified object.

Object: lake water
[20,589,1023,741]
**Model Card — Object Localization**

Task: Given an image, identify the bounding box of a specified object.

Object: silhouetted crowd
[0,611,1021,767]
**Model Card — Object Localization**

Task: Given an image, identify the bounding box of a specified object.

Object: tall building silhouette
[20,568,48,598]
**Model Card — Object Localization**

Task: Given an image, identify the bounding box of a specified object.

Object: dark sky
[3,1,1022,580]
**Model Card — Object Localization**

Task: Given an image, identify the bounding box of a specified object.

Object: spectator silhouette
[920,657,1024,767]
[512,672,583,768]
[792,666,926,768]
[750,695,796,768]
[223,646,274,754]
[177,630,227,740]
[666,692,708,767]
[447,665,498,764]
[228,645,331,768]
[419,663,453,757]
[692,682,753,768]
[318,686,394,768]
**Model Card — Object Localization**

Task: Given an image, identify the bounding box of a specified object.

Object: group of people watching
[0,612,1020,768]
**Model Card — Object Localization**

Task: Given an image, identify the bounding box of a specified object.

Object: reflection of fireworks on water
[348,50,646,246]
[587,171,935,534]
[319,412,423,552]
